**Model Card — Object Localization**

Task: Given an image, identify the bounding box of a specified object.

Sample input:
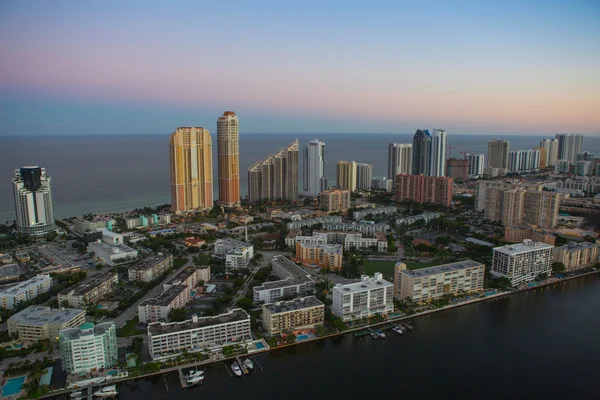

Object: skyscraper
[247,139,299,203]
[466,153,484,178]
[169,127,213,213]
[556,134,583,164]
[429,129,447,177]
[217,111,240,207]
[412,129,431,175]
[12,166,55,236]
[540,138,559,167]
[446,158,468,180]
[487,139,510,173]
[303,139,327,196]
[387,143,412,180]
[336,161,357,191]
[356,163,373,190]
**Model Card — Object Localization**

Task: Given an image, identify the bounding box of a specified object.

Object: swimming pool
[296,335,309,340]
[2,376,26,396]
[255,342,265,349]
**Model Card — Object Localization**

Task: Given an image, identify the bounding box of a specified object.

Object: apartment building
[0,274,53,310]
[138,285,190,323]
[128,254,173,282]
[87,240,138,266]
[447,158,469,180]
[262,296,325,335]
[396,212,441,226]
[73,218,114,234]
[58,272,119,308]
[319,189,352,212]
[8,306,85,343]
[332,273,394,322]
[295,242,343,271]
[394,174,453,207]
[163,265,210,292]
[505,225,556,246]
[213,239,254,269]
[553,242,600,273]
[287,216,342,230]
[253,256,315,303]
[125,214,171,229]
[336,161,357,191]
[371,177,393,192]
[353,206,397,221]
[323,221,389,235]
[492,240,554,285]
[356,163,373,190]
[59,322,118,374]
[394,260,485,302]
[147,309,251,360]
[287,230,387,253]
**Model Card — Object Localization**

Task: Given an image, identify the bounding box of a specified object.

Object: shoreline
[42,268,599,399]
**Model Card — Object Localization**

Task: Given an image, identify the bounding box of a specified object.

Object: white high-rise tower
[429,129,447,177]
[303,139,327,196]
[12,166,55,236]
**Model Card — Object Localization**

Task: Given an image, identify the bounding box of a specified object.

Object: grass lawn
[117,318,144,337]
[363,260,439,278]
[173,258,188,269]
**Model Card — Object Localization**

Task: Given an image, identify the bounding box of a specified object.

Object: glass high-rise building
[412,129,431,175]
[303,139,327,196]
[12,166,55,236]
[387,143,412,180]
[429,129,447,177]
[556,134,584,164]
[217,111,241,207]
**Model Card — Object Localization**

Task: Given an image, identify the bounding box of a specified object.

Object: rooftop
[140,285,188,307]
[60,272,117,296]
[298,243,343,254]
[334,273,392,294]
[87,241,137,255]
[9,305,84,326]
[561,241,600,250]
[494,240,554,254]
[130,254,172,271]
[263,296,324,314]
[148,308,249,336]
[401,260,484,277]
[255,256,314,291]
[60,321,115,340]
[0,274,51,296]
[166,265,210,286]
[214,238,251,249]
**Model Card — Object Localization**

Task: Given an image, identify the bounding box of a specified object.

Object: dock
[178,367,203,389]
[236,356,250,375]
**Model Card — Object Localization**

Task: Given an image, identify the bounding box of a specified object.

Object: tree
[236,297,253,311]
[168,308,188,322]
[552,262,565,274]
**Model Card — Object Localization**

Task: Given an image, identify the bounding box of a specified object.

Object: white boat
[392,326,403,335]
[376,330,386,339]
[186,374,205,385]
[370,332,378,339]
[231,362,243,377]
[70,391,82,398]
[93,385,118,397]
[186,369,204,378]
[243,358,254,370]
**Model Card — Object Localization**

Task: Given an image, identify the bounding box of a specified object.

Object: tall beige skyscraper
[336,161,357,191]
[169,127,213,214]
[217,111,240,207]
[248,139,299,203]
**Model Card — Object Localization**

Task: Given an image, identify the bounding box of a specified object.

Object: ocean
[2,133,600,223]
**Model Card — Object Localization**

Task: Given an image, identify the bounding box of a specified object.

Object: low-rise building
[128,254,173,282]
[371,177,393,192]
[0,274,53,310]
[125,214,171,229]
[353,206,397,221]
[286,216,343,230]
[163,265,210,292]
[58,272,119,308]
[253,256,315,303]
[138,285,190,323]
[553,242,600,273]
[262,296,325,335]
[491,240,554,285]
[505,225,556,246]
[73,218,115,234]
[323,221,390,235]
[396,212,441,226]
[8,305,85,343]
[87,240,138,267]
[295,242,343,271]
[332,273,394,322]
[213,239,254,270]
[394,260,485,301]
[147,309,252,360]
[59,321,118,374]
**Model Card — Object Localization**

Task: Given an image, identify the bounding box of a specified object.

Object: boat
[186,374,205,385]
[231,362,243,377]
[186,369,204,378]
[370,332,378,339]
[376,330,386,339]
[243,358,254,370]
[70,391,82,398]
[93,385,118,397]
[392,326,403,335]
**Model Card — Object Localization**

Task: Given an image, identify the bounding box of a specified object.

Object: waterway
[117,274,600,400]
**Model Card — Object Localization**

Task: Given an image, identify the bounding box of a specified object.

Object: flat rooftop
[165,265,209,286]
[148,308,249,336]
[60,272,117,296]
[298,243,343,254]
[255,256,314,291]
[401,260,484,277]
[334,274,393,294]
[560,241,600,250]
[131,254,172,271]
[140,285,188,307]
[39,245,80,268]
[9,305,84,326]
[263,296,324,314]
[88,241,137,255]
[215,238,251,248]
[60,321,114,340]
[0,264,20,279]
[0,274,51,296]
[494,241,554,255]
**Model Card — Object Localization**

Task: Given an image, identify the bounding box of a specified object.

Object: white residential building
[253,256,315,303]
[58,272,119,308]
[466,153,485,178]
[128,254,173,282]
[332,273,394,322]
[87,240,138,267]
[213,239,254,269]
[388,143,413,180]
[138,285,190,323]
[303,139,328,196]
[287,216,342,230]
[59,321,118,374]
[356,163,373,191]
[0,274,53,310]
[323,221,389,235]
[396,212,441,226]
[371,177,393,192]
[353,206,397,221]
[429,129,447,177]
[163,265,210,292]
[147,309,251,360]
[8,305,85,343]
[12,167,55,236]
[492,240,554,285]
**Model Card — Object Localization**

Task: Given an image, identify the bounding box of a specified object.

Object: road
[226,251,279,309]
[113,257,193,328]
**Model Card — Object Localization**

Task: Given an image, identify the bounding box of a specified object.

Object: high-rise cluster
[555,134,584,164]
[12,166,55,236]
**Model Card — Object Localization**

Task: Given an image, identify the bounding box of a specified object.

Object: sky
[0,0,599,136]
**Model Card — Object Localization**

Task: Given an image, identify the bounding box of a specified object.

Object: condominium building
[491,240,554,285]
[138,285,190,323]
[287,215,342,230]
[553,242,600,273]
[353,206,397,221]
[487,139,510,173]
[59,322,118,374]
[253,256,315,303]
[262,296,325,335]
[125,214,171,229]
[556,134,584,164]
[0,274,53,310]
[8,305,85,343]
[304,139,327,196]
[371,177,393,192]
[163,265,210,292]
[388,143,412,180]
[523,191,561,228]
[336,161,357,191]
[429,129,447,177]
[295,242,343,270]
[396,212,441,226]
[508,149,541,172]
[554,159,570,174]
[394,174,453,207]
[148,310,251,360]
[128,254,173,282]
[394,260,484,301]
[217,111,240,207]
[466,153,485,178]
[58,272,119,308]
[332,273,394,322]
[534,147,547,169]
[319,189,351,212]
[323,221,390,235]
[169,126,213,213]
[213,239,254,270]
[87,240,138,267]
[576,151,595,161]
[356,163,373,191]
[504,225,556,246]
[412,129,431,176]
[247,139,299,203]
[287,230,387,253]
[73,218,115,234]
[12,166,55,236]
[446,158,468,180]
[574,160,591,176]
[540,138,559,167]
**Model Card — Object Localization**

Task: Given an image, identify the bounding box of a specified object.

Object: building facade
[540,138,559,167]
[336,161,357,191]
[504,225,556,246]
[262,296,325,335]
[323,221,389,235]
[253,256,315,303]
[553,242,600,273]
[12,166,55,236]
[353,206,397,221]
[58,272,119,308]
[412,129,431,176]
[128,254,173,282]
[295,242,343,271]
[447,158,468,180]
[59,322,118,374]
[491,240,554,285]
[395,174,453,207]
[556,134,584,164]
[487,139,510,174]
[0,274,53,310]
[8,305,85,343]
[138,285,190,323]
[466,153,485,178]
[371,177,393,192]
[304,139,327,196]
[213,239,254,270]
[169,127,213,214]
[319,189,351,212]
[164,265,210,292]
[388,143,412,180]
[332,273,394,322]
[217,111,241,207]
[355,163,373,190]
[429,129,447,177]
